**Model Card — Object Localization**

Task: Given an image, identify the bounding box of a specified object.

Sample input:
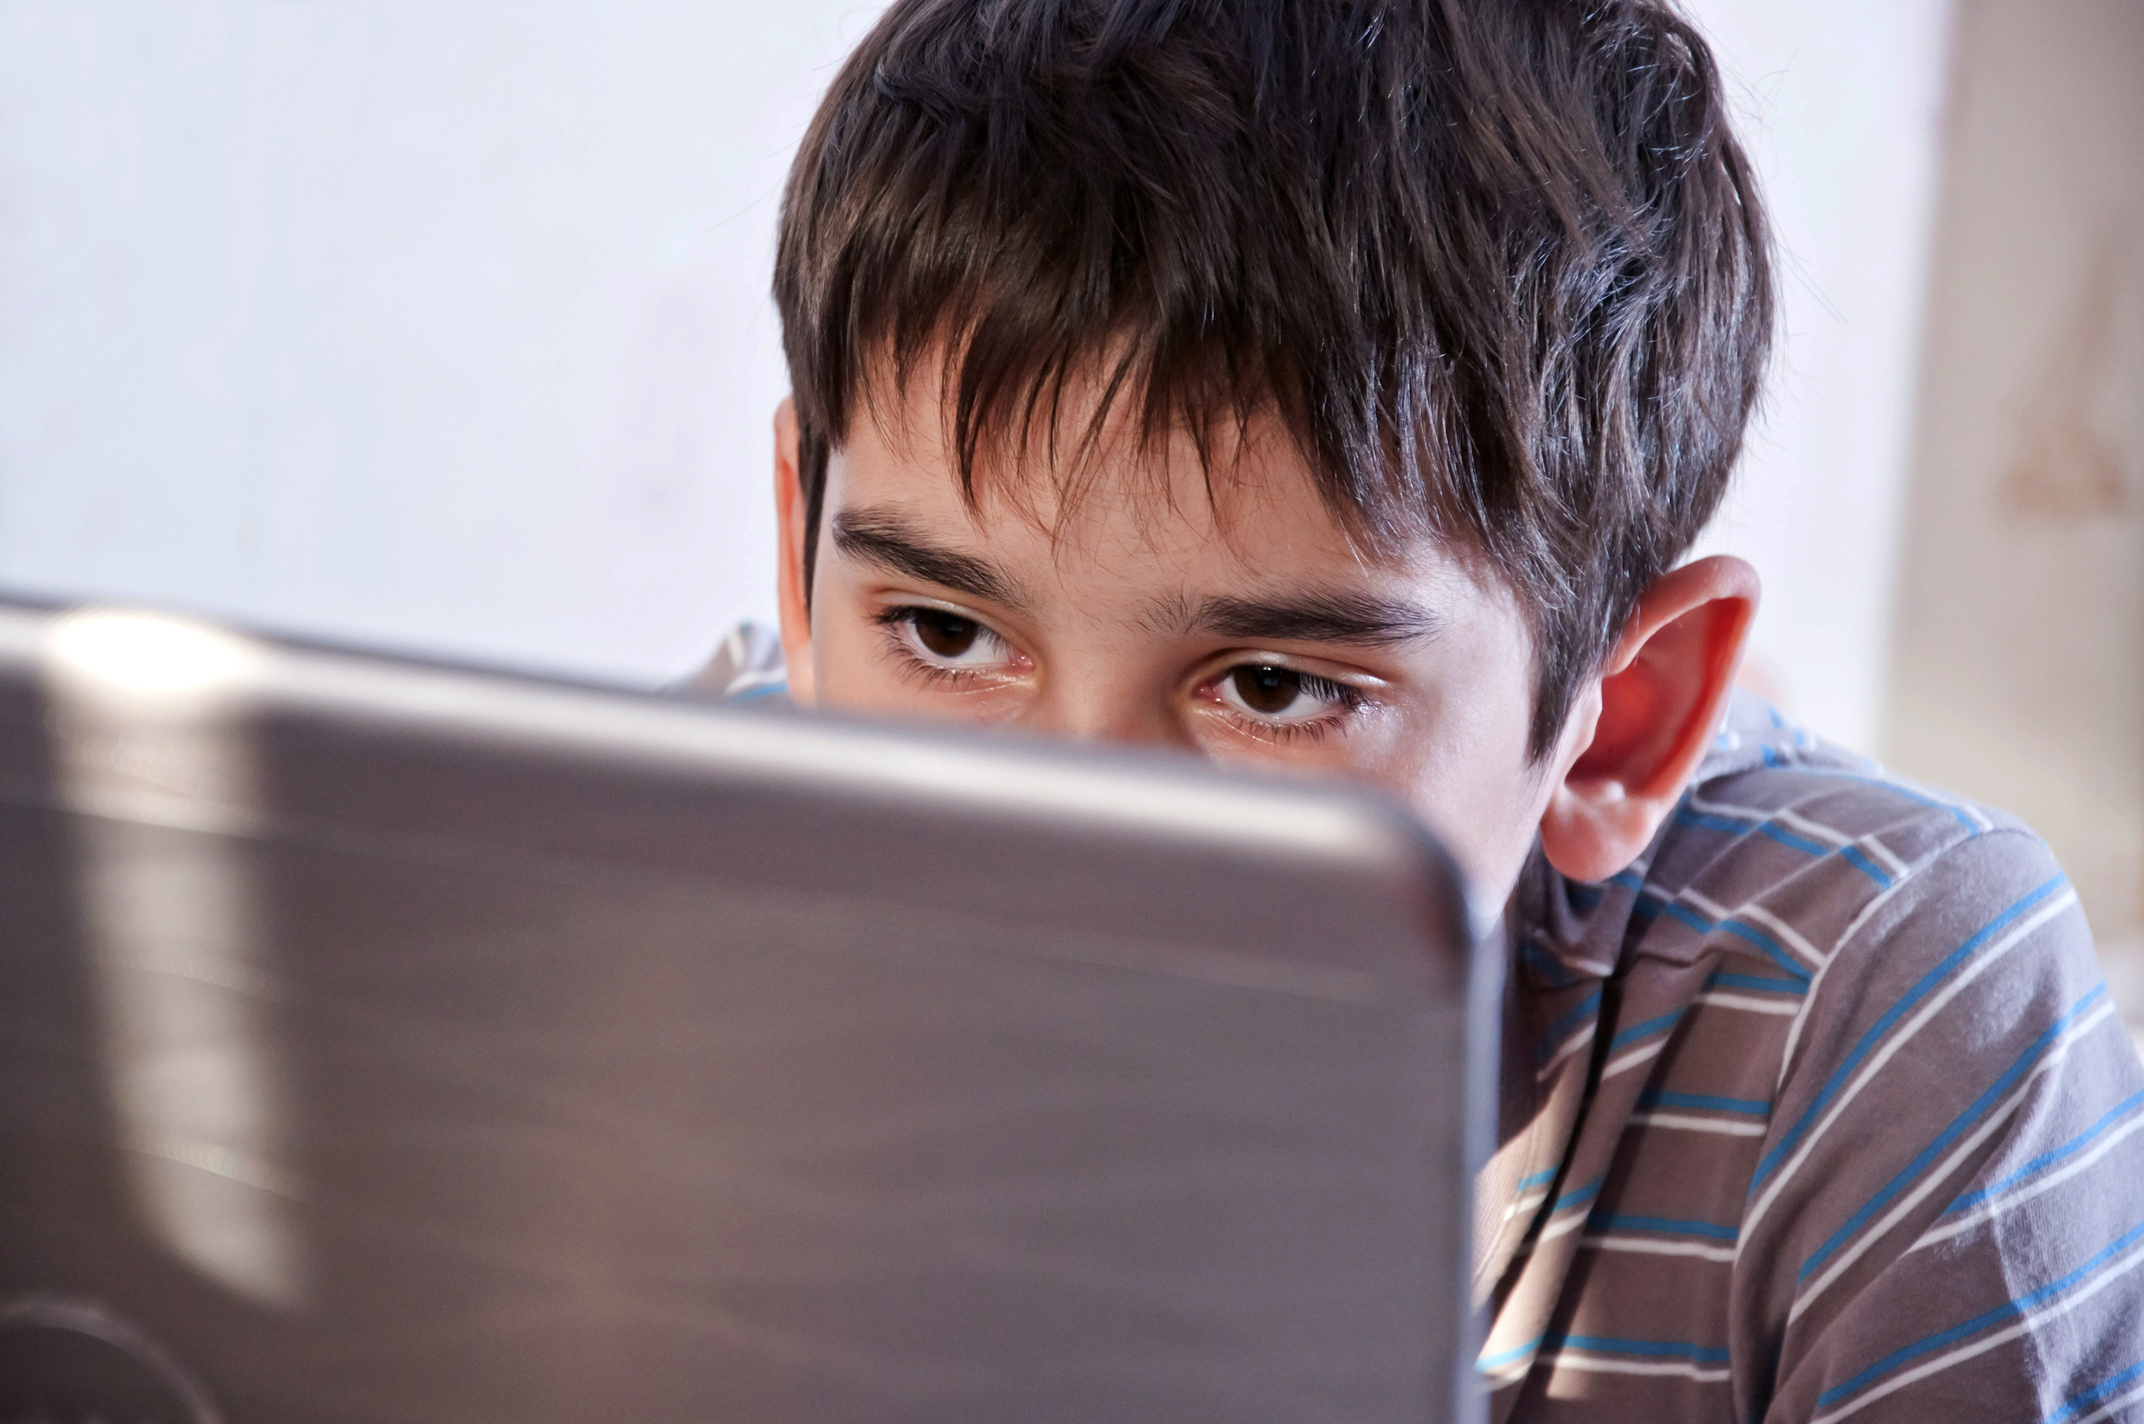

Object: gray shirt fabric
[1485,693,2144,1423]
[693,630,2144,1420]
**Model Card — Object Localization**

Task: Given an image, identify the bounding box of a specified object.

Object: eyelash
[872,605,1008,688]
[1206,669,1367,745]
[873,604,1373,743]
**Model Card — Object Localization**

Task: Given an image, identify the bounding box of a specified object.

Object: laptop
[0,596,1491,1424]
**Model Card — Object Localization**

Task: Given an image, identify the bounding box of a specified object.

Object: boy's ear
[1538,556,1759,884]
[772,397,818,706]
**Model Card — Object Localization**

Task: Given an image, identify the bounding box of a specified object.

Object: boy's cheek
[805,614,914,718]
[1179,724,1375,781]
[1353,697,1558,905]
[806,608,1018,725]
[1418,783,1557,909]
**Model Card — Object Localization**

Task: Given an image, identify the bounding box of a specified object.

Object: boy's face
[777,378,1593,906]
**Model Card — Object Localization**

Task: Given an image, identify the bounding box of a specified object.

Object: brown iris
[913,609,981,658]
[1230,664,1303,714]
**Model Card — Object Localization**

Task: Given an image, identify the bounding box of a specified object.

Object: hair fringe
[776,0,1774,757]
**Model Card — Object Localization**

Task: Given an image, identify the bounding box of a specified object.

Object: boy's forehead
[854,382,1296,546]
[847,356,1358,563]
[830,391,1485,634]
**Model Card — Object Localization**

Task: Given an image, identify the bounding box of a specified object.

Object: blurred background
[1,2,2137,1033]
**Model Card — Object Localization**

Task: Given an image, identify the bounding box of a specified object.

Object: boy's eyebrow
[1182,591,1443,648]
[829,509,1025,608]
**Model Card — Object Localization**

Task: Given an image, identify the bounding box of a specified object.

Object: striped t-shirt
[1482,693,2144,1423]
[692,628,2144,1420]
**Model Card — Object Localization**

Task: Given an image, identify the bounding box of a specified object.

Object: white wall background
[1884,0,2143,979]
[1686,0,1953,752]
[1,0,894,683]
[2,0,1950,736]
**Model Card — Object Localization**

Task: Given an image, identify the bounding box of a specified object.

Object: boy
[702,0,2144,1417]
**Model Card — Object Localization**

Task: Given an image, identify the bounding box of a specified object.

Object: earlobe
[772,397,818,706]
[1538,556,1759,884]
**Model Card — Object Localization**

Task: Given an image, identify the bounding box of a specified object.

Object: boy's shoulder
[1593,692,2122,1181]
[1591,691,2078,997]
[1679,689,2010,882]
[1639,696,2119,1112]
[1526,690,2082,1027]
[1495,694,2144,1420]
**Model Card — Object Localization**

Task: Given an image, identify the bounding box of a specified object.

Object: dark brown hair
[774,0,1773,755]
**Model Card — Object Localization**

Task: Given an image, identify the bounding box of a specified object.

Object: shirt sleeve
[1737,827,2144,1424]
[670,621,790,704]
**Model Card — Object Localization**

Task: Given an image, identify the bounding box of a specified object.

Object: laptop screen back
[0,600,1488,1424]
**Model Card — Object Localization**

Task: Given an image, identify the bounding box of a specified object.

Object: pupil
[1232,664,1301,714]
[915,610,979,658]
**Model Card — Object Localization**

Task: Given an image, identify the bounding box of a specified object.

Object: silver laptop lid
[0,597,1491,1424]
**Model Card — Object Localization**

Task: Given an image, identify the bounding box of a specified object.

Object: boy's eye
[1213,663,1358,722]
[1231,664,1305,714]
[880,605,1016,671]
[912,609,981,658]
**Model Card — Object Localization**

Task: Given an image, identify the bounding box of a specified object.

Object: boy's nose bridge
[1024,664,1184,748]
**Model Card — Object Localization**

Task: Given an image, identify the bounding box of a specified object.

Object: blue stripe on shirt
[1638,894,1814,982]
[1548,1334,1732,1364]
[1537,989,1604,1064]
[1816,1214,2144,1408]
[1719,919,1816,979]
[2046,1357,2144,1424]
[1797,983,2110,1281]
[1611,1009,1685,1051]
[1641,1090,1771,1115]
[1675,807,1892,886]
[1552,1178,1603,1214]
[1590,1213,1742,1242]
[1838,844,1894,886]
[1777,766,1984,836]
[1751,873,2071,1192]
[1709,970,1809,995]
[1479,1335,1544,1371]
[1523,937,1587,988]
[1943,1087,2144,1216]
[1678,808,1830,858]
